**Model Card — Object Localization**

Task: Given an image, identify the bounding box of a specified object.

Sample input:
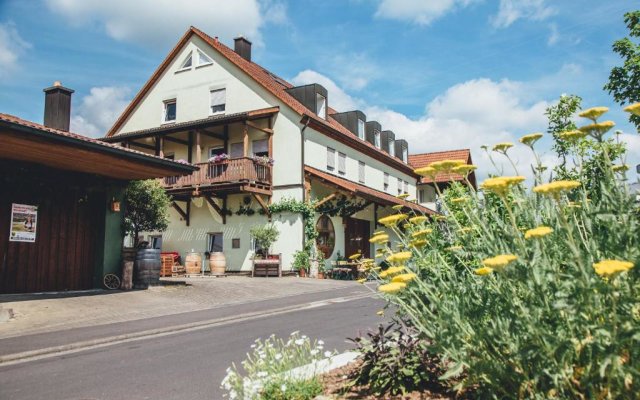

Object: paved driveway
[0,277,358,339]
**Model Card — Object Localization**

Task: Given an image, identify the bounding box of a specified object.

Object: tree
[545,94,582,179]
[604,10,640,130]
[123,180,171,246]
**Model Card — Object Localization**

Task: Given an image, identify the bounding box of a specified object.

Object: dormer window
[357,119,365,140]
[197,49,213,66]
[163,100,176,122]
[374,131,381,148]
[178,52,192,71]
[402,148,408,163]
[316,93,326,119]
[389,140,396,157]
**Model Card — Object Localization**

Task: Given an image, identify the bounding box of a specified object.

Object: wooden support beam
[246,120,274,135]
[172,201,190,226]
[241,185,273,196]
[129,141,155,151]
[314,192,337,208]
[164,136,189,146]
[155,136,163,157]
[243,122,249,157]
[222,196,228,225]
[304,177,312,201]
[187,131,194,163]
[196,131,202,163]
[374,203,379,228]
[223,125,229,154]
[252,193,271,218]
[186,200,191,226]
[204,196,226,224]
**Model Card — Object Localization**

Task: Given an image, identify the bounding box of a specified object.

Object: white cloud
[291,69,364,112]
[44,0,287,48]
[70,86,131,137]
[374,0,478,26]
[0,21,31,80]
[491,0,556,29]
[547,23,559,46]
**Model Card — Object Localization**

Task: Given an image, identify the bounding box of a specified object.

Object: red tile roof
[305,166,436,215]
[408,149,476,187]
[106,27,415,176]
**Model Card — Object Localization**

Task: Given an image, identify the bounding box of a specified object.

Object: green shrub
[260,378,323,400]
[292,250,310,272]
[366,106,640,398]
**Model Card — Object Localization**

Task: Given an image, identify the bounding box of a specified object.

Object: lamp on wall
[111,198,121,212]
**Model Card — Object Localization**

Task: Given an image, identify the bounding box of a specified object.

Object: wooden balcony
[162,157,272,196]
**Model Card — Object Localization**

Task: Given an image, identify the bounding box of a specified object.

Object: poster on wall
[9,203,38,243]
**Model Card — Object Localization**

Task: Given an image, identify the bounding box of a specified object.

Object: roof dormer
[285,83,328,119]
[394,139,409,163]
[381,130,395,155]
[365,121,382,149]
[331,110,367,140]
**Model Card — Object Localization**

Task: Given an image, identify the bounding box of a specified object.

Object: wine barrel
[185,252,202,274]
[134,248,161,289]
[209,252,226,275]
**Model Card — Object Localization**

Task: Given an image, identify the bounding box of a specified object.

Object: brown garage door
[0,182,103,294]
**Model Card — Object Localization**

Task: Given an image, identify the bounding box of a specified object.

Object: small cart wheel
[103,273,121,290]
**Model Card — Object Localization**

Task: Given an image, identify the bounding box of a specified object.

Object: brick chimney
[43,81,74,131]
[234,36,252,62]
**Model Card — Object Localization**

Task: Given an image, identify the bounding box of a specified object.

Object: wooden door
[345,217,371,258]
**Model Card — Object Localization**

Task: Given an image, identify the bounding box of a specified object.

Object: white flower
[324,351,332,358]
[250,344,256,349]
[294,339,304,345]
[301,335,308,339]
[280,384,287,392]
[257,371,268,378]
[275,353,283,360]
[317,340,324,345]
[310,349,319,355]
[229,389,237,399]
[316,345,324,350]
[290,331,299,336]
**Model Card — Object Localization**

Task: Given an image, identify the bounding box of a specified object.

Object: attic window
[178,52,193,70]
[402,148,408,163]
[374,131,381,148]
[316,93,326,119]
[357,119,365,140]
[197,49,213,66]
[389,140,395,157]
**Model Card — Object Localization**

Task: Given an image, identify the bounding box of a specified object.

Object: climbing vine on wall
[315,195,369,218]
[268,198,318,250]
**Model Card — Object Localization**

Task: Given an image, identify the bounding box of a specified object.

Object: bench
[252,254,282,277]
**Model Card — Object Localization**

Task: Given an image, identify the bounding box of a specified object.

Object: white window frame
[402,148,409,163]
[384,173,389,191]
[374,131,381,149]
[327,147,336,171]
[389,140,395,157]
[338,152,346,175]
[358,161,365,183]
[177,51,193,72]
[207,232,224,253]
[163,99,177,123]
[208,146,225,159]
[196,49,213,67]
[404,180,409,194]
[210,88,226,115]
[316,93,327,119]
[397,177,402,195]
[357,119,365,140]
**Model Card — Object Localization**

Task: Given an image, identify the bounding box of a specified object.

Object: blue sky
[0,0,638,178]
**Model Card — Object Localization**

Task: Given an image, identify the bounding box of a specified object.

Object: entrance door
[345,217,371,258]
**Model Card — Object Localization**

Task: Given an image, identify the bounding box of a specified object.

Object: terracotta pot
[317,272,324,279]
[298,268,306,277]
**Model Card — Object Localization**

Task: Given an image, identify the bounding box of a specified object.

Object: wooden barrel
[185,252,202,274]
[134,248,161,289]
[209,252,226,275]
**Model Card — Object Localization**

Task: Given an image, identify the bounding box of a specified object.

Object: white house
[102,27,435,273]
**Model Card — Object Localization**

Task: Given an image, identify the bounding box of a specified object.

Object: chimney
[234,36,252,62]
[43,81,74,131]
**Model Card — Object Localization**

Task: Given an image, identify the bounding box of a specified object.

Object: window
[252,139,268,157]
[402,148,408,163]
[357,119,365,140]
[418,189,425,203]
[316,93,326,119]
[358,161,365,183]
[327,147,336,171]
[149,235,162,249]
[397,178,402,195]
[208,146,225,159]
[338,152,346,175]
[404,180,409,194]
[178,52,192,70]
[374,131,381,148]
[210,88,226,114]
[164,100,176,122]
[230,142,244,158]
[207,233,223,253]
[316,215,335,259]
[384,173,389,191]
[197,49,213,66]
[389,140,395,157]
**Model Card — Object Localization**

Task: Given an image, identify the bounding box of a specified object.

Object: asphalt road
[0,288,386,400]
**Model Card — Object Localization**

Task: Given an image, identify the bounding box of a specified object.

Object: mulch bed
[320,360,458,400]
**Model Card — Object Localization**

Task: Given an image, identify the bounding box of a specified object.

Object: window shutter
[230,142,243,158]
[210,89,226,114]
[359,161,365,183]
[252,139,268,156]
[338,152,346,174]
[327,148,335,170]
[404,181,409,194]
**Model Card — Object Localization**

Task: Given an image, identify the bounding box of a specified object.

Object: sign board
[9,203,38,242]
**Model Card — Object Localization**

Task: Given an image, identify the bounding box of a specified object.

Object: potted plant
[292,250,309,277]
[315,245,327,279]
[249,224,279,258]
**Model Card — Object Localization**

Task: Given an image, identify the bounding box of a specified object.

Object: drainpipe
[300,115,311,251]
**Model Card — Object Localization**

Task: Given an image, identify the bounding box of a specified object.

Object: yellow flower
[446,245,463,251]
[567,202,582,209]
[376,310,385,316]
[379,265,406,278]
[452,164,477,175]
[623,102,640,117]
[578,106,609,121]
[559,129,589,141]
[593,260,634,277]
[410,239,428,248]
[415,166,436,177]
[378,214,408,226]
[349,253,362,260]
[406,198,417,203]
[492,142,514,153]
[378,282,407,294]
[475,267,494,275]
[482,254,518,269]
[387,251,412,264]
[533,180,581,197]
[519,133,543,146]
[480,176,524,195]
[396,193,410,200]
[524,226,553,239]
[409,216,428,224]
[579,121,615,138]
[370,235,387,244]
[356,278,367,284]
[612,164,629,173]
[458,227,474,234]
[429,159,466,172]
[373,230,386,236]
[450,197,467,204]
[392,204,404,211]
[503,176,526,185]
[360,258,374,264]
[412,228,433,238]
[392,273,417,283]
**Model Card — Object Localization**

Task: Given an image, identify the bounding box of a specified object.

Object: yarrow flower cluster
[492,142,514,153]
[578,106,609,121]
[524,226,554,239]
[480,176,526,196]
[378,214,408,226]
[593,260,634,277]
[533,180,581,197]
[519,132,543,147]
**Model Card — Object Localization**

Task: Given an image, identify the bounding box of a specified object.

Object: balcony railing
[162,157,272,190]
